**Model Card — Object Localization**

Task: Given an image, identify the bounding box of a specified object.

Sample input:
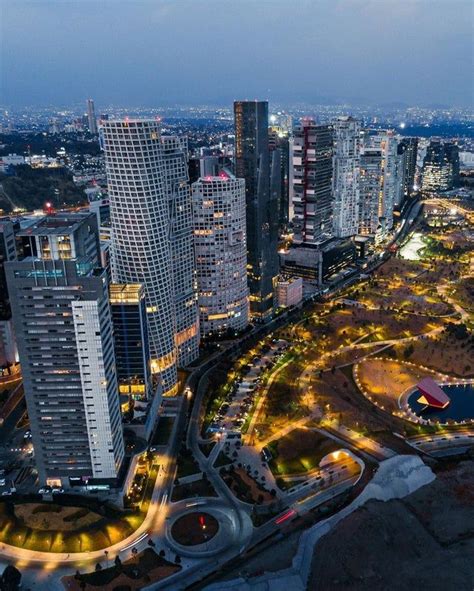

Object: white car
[0,479,5,486]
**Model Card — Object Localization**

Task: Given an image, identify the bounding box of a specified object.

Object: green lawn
[267,428,340,476]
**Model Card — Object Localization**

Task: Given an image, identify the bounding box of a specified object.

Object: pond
[408,383,474,423]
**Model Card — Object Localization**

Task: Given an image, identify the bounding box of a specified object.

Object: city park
[0,203,473,589]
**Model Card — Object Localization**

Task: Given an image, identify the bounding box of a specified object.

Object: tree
[175,554,181,564]
[95,563,102,572]
[148,538,156,547]
[1,565,22,591]
[159,549,166,558]
[114,555,122,568]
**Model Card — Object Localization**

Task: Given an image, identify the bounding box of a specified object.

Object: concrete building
[102,119,178,396]
[234,101,279,320]
[276,276,303,308]
[5,213,124,487]
[332,117,360,238]
[161,136,200,366]
[192,173,249,336]
[292,120,333,245]
[87,99,98,135]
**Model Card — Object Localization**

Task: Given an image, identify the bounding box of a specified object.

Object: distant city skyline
[1,0,473,108]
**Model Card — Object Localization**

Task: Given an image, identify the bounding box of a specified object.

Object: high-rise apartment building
[161,136,199,366]
[87,99,98,135]
[234,101,279,320]
[359,130,398,232]
[358,146,383,235]
[332,116,360,238]
[422,141,459,192]
[192,173,249,336]
[292,120,333,245]
[6,213,124,487]
[102,119,178,395]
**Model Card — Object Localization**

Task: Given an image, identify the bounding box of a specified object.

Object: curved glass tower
[102,119,178,395]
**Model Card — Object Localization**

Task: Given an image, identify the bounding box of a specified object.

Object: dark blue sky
[1,0,473,108]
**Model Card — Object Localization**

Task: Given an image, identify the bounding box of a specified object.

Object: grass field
[267,428,340,477]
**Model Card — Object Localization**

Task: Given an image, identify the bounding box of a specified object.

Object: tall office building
[332,116,360,238]
[269,126,291,231]
[422,141,460,192]
[398,137,418,198]
[192,173,249,336]
[109,284,152,400]
[358,145,383,235]
[161,136,199,366]
[87,99,98,135]
[292,120,333,245]
[102,120,178,395]
[6,213,124,487]
[0,220,18,367]
[234,101,279,320]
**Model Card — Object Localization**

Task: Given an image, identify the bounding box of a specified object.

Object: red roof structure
[417,377,450,409]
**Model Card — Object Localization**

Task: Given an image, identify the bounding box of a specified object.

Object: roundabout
[170,511,219,546]
[165,498,251,558]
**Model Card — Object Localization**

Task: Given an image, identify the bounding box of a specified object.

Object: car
[1,491,12,496]
[0,479,5,486]
[39,486,52,494]
[52,488,64,494]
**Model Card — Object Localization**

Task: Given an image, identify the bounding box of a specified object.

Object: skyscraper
[359,130,398,232]
[6,213,124,487]
[422,141,460,192]
[234,101,279,320]
[358,145,383,235]
[87,99,98,135]
[292,120,333,245]
[269,126,290,231]
[192,172,249,336]
[161,136,199,366]
[332,116,360,238]
[398,137,419,198]
[0,220,18,367]
[102,119,178,395]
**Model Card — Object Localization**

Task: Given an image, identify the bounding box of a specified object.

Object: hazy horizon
[1,0,473,109]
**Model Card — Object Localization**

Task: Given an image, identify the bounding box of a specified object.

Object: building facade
[234,101,279,320]
[192,173,249,336]
[0,220,18,366]
[6,213,124,487]
[292,120,333,245]
[398,137,418,198]
[358,145,382,235]
[87,99,98,135]
[332,116,360,238]
[102,119,178,395]
[161,136,200,366]
[422,141,460,192]
[269,126,291,231]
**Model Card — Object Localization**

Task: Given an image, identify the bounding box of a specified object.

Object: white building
[277,276,303,308]
[332,117,360,238]
[102,120,178,395]
[192,173,249,336]
[359,130,398,234]
[161,136,200,365]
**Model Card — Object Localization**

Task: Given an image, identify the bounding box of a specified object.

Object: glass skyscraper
[234,101,279,319]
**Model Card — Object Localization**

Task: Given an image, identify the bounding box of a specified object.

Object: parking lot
[207,339,289,437]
